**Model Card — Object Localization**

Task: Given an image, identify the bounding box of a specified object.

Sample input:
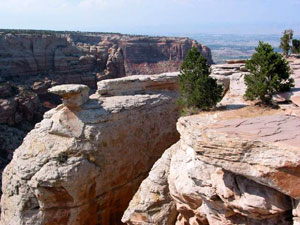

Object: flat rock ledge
[1,74,180,225]
[123,107,300,225]
[97,72,179,96]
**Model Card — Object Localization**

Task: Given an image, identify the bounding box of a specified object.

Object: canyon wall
[0,30,212,87]
[0,73,180,225]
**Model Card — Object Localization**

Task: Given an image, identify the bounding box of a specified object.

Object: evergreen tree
[244,41,294,104]
[280,29,293,56]
[178,46,223,111]
[292,39,300,54]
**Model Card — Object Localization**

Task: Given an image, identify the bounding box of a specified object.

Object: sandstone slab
[49,84,90,107]
[123,107,300,225]
[98,72,179,96]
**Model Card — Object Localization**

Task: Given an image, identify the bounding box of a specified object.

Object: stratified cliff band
[0,30,213,87]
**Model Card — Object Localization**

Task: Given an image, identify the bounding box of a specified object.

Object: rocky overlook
[2,39,300,224]
[0,73,180,225]
[0,30,212,199]
[123,56,300,225]
[123,107,298,225]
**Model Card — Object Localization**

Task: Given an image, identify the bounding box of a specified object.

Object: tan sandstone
[123,106,300,225]
[0,73,180,225]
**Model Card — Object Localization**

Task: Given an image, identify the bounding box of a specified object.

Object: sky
[0,0,300,35]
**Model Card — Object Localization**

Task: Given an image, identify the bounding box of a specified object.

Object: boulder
[49,84,90,108]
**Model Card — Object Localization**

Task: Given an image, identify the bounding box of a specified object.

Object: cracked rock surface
[123,105,300,225]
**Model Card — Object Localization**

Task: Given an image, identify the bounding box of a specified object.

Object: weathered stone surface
[0,31,212,184]
[211,62,249,109]
[1,75,180,225]
[49,84,90,107]
[122,144,178,225]
[123,107,300,225]
[98,72,179,96]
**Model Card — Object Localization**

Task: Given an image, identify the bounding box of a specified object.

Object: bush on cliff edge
[244,41,294,105]
[178,46,223,112]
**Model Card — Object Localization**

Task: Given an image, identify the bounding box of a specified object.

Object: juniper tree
[178,46,223,111]
[280,29,293,56]
[244,41,294,104]
[292,39,300,54]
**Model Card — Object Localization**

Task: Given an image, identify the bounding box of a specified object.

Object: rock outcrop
[211,56,300,109]
[123,107,299,225]
[0,82,46,193]
[123,56,300,225]
[211,62,249,108]
[0,73,180,225]
[0,30,212,204]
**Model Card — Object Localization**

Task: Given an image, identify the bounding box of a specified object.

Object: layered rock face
[123,57,300,225]
[123,107,300,225]
[0,73,180,225]
[210,61,249,107]
[0,30,211,203]
[0,31,212,87]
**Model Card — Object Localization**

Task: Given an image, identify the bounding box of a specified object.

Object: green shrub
[244,41,294,104]
[280,29,293,56]
[292,39,300,54]
[178,47,223,111]
[55,152,68,164]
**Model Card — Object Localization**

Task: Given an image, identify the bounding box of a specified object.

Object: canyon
[0,30,212,198]
[2,56,300,224]
[2,30,300,225]
[0,30,212,86]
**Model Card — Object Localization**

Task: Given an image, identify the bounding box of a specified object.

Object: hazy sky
[0,0,299,35]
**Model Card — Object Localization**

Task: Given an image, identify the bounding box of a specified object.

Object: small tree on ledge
[280,29,293,56]
[244,41,294,105]
[178,47,223,112]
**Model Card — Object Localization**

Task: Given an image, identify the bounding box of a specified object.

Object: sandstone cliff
[0,73,180,225]
[122,57,300,225]
[0,30,212,201]
[123,107,299,225]
[0,30,212,88]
